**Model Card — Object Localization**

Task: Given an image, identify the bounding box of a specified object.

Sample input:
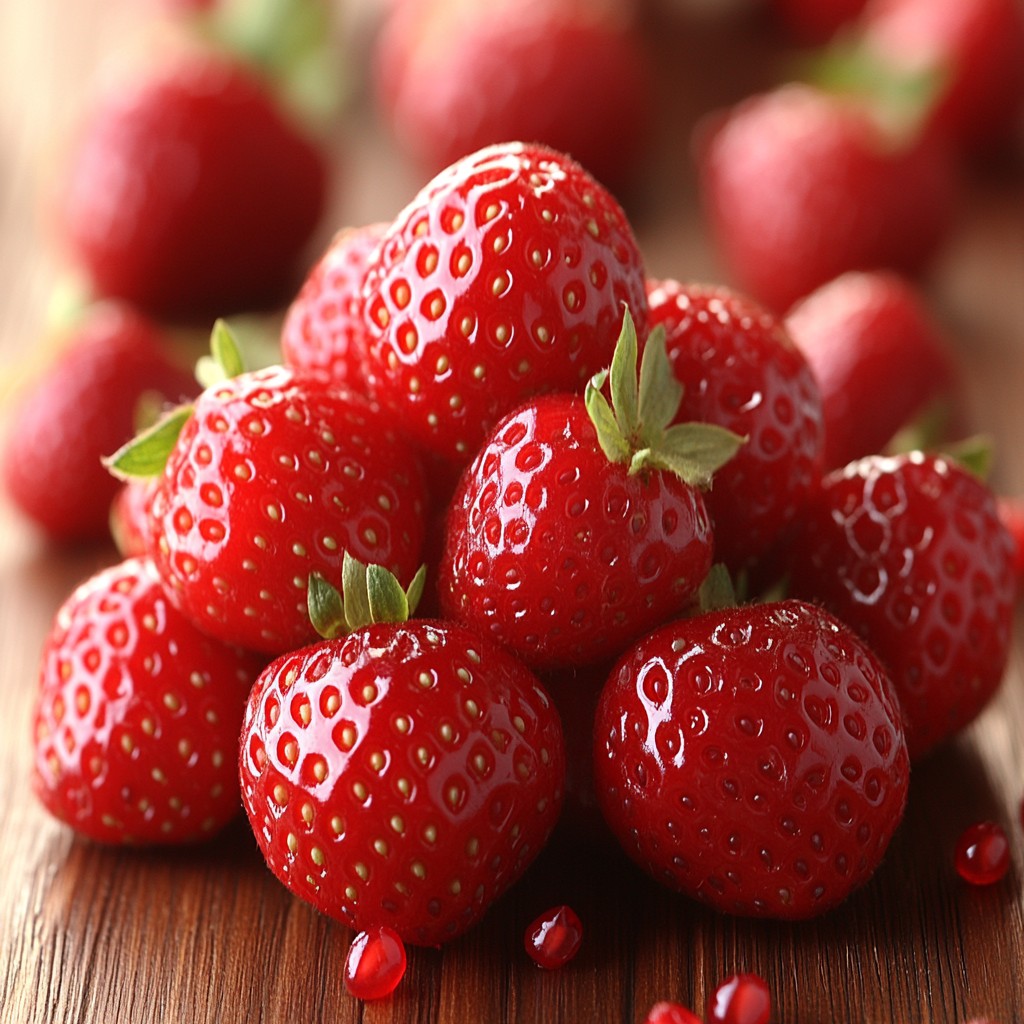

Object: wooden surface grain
[2,3,1024,1023]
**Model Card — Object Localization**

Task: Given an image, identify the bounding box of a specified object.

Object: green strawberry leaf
[196,319,246,388]
[637,324,682,440]
[638,421,748,488]
[341,550,373,632]
[104,404,193,480]
[608,307,641,440]
[366,563,413,624]
[585,369,631,465]
[308,571,347,639]
[941,434,996,481]
[697,563,738,613]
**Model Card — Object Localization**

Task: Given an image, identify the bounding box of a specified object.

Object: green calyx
[584,307,745,488]
[308,553,428,640]
[104,319,246,480]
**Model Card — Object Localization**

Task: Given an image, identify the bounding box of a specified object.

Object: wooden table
[2,3,1023,1022]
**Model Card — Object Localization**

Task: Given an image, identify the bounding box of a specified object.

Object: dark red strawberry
[768,0,869,43]
[439,311,741,670]
[996,496,1024,594]
[280,223,387,390]
[698,82,957,313]
[373,0,654,194]
[57,47,328,322]
[361,141,650,463]
[788,452,1016,759]
[857,0,1024,152]
[111,325,428,655]
[784,270,958,470]
[2,301,196,544]
[646,279,824,580]
[238,561,565,947]
[594,599,910,919]
[32,556,264,844]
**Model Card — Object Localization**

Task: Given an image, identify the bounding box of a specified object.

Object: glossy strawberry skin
[438,394,714,670]
[784,270,957,470]
[373,0,654,194]
[238,619,565,947]
[699,83,957,313]
[146,368,428,654]
[32,557,264,845]
[788,453,1016,759]
[2,302,196,544]
[58,49,328,323]
[594,599,910,919]
[361,141,649,463]
[281,223,388,390]
[646,280,824,579]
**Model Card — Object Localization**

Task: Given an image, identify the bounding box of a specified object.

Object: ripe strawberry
[31,556,263,844]
[698,82,957,313]
[594,599,910,919]
[110,478,158,558]
[238,561,565,947]
[373,0,654,194]
[857,0,1024,152]
[784,270,958,470]
[788,452,1016,759]
[438,311,741,670]
[2,301,196,544]
[112,325,428,655]
[996,496,1024,594]
[57,47,328,323]
[280,223,387,390]
[646,279,824,580]
[361,141,650,463]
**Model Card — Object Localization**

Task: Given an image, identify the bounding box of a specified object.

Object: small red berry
[644,1001,703,1024]
[708,973,771,1024]
[524,905,583,970]
[343,926,407,1001]
[955,822,1011,886]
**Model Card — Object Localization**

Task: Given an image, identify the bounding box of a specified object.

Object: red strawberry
[32,556,264,844]
[361,141,650,463]
[112,325,429,655]
[110,478,158,558]
[439,311,740,670]
[857,0,1024,152]
[698,82,957,313]
[280,223,387,390]
[2,301,196,544]
[768,0,869,43]
[238,561,565,946]
[784,270,958,470]
[997,496,1024,594]
[373,0,654,194]
[57,47,328,322]
[788,452,1016,759]
[594,599,910,919]
[646,279,824,580]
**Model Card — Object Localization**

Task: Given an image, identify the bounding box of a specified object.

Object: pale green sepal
[608,307,641,439]
[405,564,428,618]
[634,422,746,487]
[103,404,193,480]
[308,572,347,640]
[197,319,246,388]
[941,434,995,482]
[585,372,631,465]
[637,325,682,439]
[366,564,412,625]
[341,550,373,632]
[698,563,737,613]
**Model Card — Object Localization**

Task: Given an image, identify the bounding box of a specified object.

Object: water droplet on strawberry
[524,904,583,969]
[643,1000,702,1024]
[707,973,771,1024]
[343,925,407,1001]
[955,821,1011,886]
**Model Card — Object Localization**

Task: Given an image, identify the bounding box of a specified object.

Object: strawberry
[767,0,869,43]
[996,496,1024,594]
[787,452,1016,759]
[361,141,650,463]
[2,301,196,544]
[31,556,264,845]
[784,270,958,470]
[856,0,1024,153]
[57,47,328,323]
[593,599,910,919]
[111,324,428,655]
[438,310,741,670]
[110,478,158,558]
[280,223,387,390]
[646,279,824,581]
[238,559,565,946]
[698,82,957,313]
[373,0,654,195]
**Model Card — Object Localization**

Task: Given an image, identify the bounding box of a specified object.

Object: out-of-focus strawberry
[2,302,196,544]
[768,0,869,44]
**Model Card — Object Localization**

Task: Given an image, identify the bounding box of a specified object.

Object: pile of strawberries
[4,0,1024,1018]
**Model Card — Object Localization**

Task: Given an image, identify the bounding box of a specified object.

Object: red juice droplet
[955,821,1011,886]
[524,904,583,969]
[644,1000,703,1024]
[708,973,772,1024]
[344,925,407,1001]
